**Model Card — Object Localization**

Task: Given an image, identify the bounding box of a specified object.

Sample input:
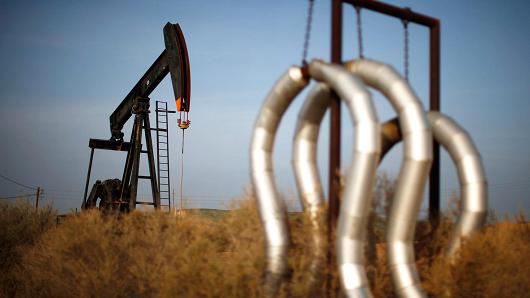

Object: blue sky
[0,0,529,216]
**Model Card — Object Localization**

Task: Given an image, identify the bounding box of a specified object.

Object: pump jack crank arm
[109,22,191,141]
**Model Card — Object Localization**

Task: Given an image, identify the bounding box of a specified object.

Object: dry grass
[6,196,266,298]
[1,196,529,297]
[0,201,56,297]
[424,213,530,298]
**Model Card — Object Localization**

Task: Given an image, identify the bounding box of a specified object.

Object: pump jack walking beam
[109,22,191,141]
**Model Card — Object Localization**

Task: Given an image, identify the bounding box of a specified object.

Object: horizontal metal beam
[136,201,155,205]
[88,138,131,151]
[155,109,176,113]
[345,0,439,28]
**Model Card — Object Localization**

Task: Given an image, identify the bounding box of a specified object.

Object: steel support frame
[121,97,161,211]
[82,99,160,211]
[330,0,441,226]
[82,140,131,209]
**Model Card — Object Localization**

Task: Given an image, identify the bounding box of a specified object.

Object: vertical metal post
[429,22,441,224]
[129,115,144,211]
[330,0,342,232]
[120,121,136,203]
[328,0,343,295]
[35,187,40,211]
[82,148,95,208]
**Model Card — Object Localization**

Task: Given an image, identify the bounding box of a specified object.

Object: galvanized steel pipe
[427,112,488,257]
[250,66,309,295]
[345,59,432,298]
[294,59,433,297]
[294,59,381,297]
[292,83,330,293]
[379,112,488,258]
[252,59,471,297]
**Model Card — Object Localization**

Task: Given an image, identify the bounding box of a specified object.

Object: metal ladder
[155,101,173,211]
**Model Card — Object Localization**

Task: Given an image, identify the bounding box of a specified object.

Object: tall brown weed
[1,197,529,297]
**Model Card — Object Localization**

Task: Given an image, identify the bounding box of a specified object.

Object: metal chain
[402,19,409,81]
[355,6,364,59]
[301,0,315,66]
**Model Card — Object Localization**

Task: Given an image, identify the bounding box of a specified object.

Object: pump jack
[81,22,191,212]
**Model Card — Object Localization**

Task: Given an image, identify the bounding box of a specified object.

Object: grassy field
[1,197,529,297]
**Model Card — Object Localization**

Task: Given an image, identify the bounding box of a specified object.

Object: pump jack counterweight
[82,22,190,212]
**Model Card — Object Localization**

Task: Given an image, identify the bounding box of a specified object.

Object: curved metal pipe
[250,66,309,295]
[428,112,488,257]
[293,59,381,297]
[345,59,432,298]
[379,112,488,258]
[292,83,330,293]
[292,83,330,216]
